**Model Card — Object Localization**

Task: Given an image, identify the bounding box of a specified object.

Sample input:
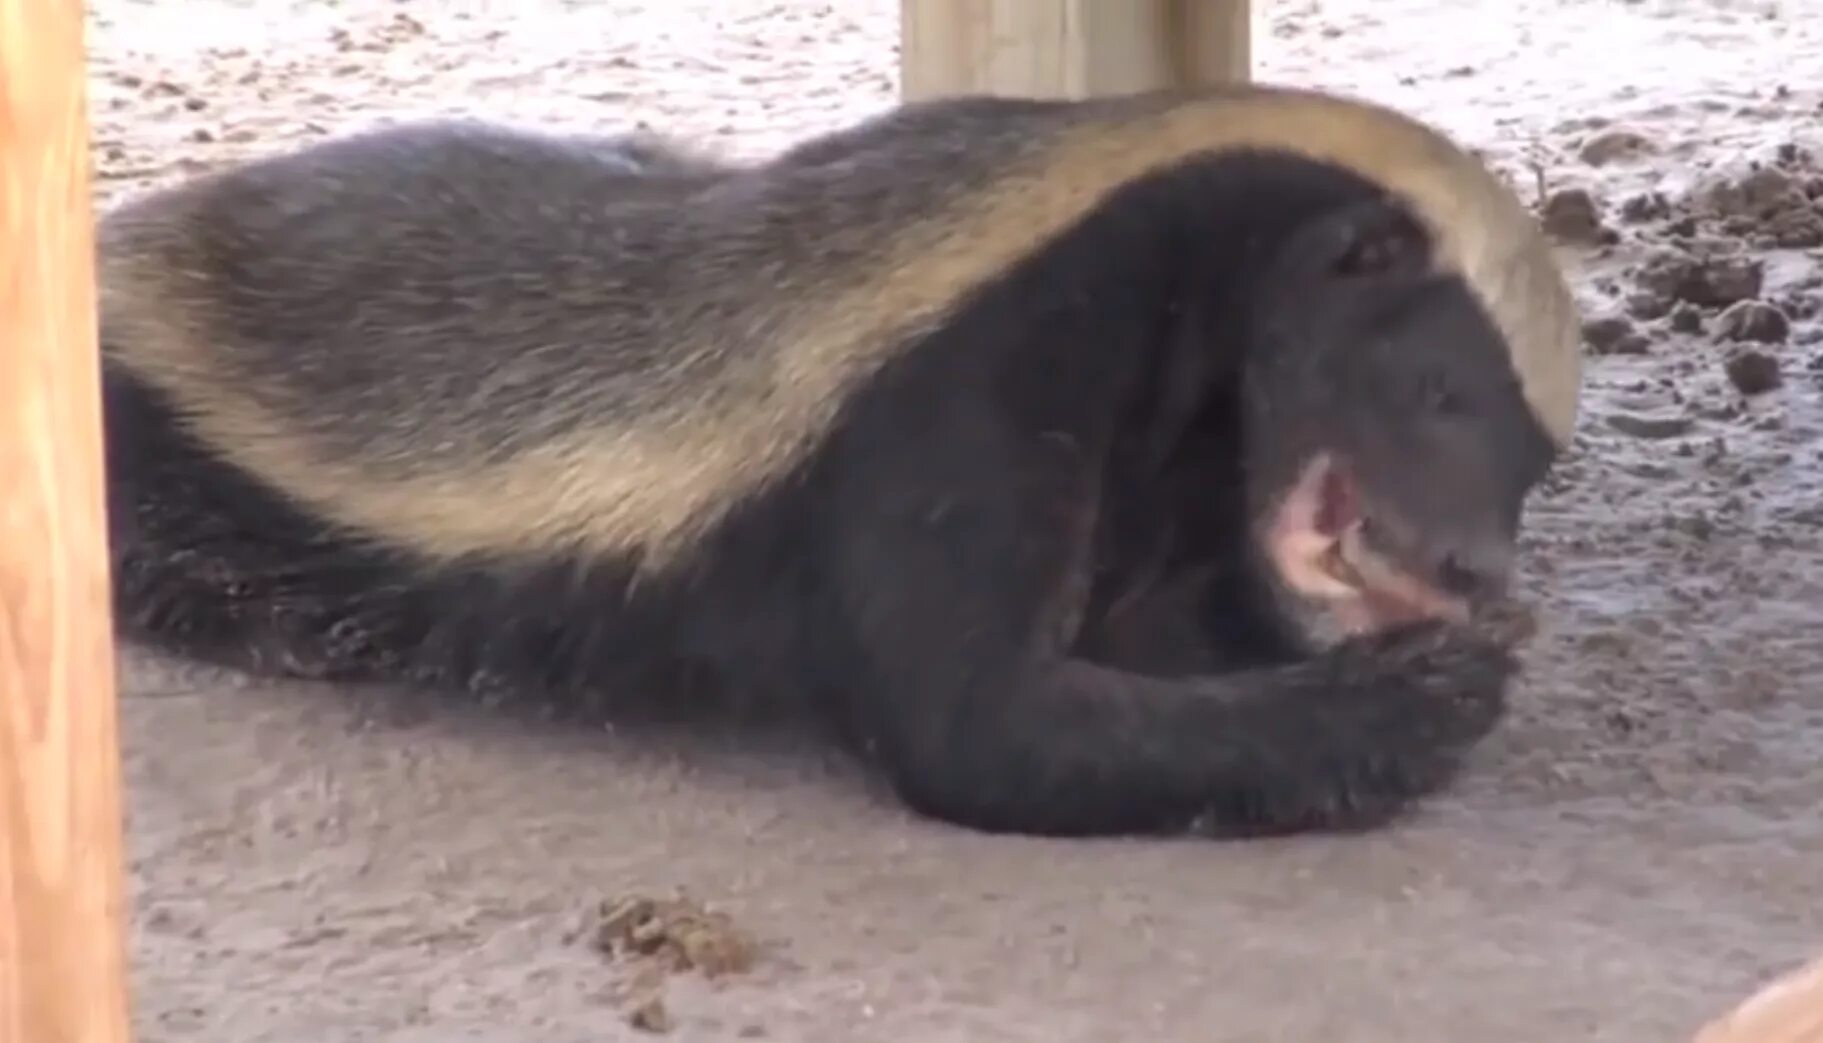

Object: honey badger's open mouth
[1267,453,1471,633]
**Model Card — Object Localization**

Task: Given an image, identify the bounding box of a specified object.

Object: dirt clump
[1578,127,1657,166]
[1598,142,1821,398]
[1607,146,1823,264]
[1635,249,1765,309]
[1620,190,1673,224]
[1715,300,1792,344]
[1670,303,1706,333]
[1606,412,1695,439]
[1540,187,1614,245]
[1776,290,1821,323]
[583,893,761,1035]
[1695,159,1823,248]
[591,893,759,978]
[1724,349,1783,395]
[627,994,675,1035]
[1702,165,1804,218]
[1626,289,1674,321]
[1583,315,1649,355]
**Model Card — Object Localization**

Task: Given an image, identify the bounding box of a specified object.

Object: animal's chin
[1266,452,1472,640]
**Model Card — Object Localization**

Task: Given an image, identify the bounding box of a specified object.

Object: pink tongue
[1313,461,1359,538]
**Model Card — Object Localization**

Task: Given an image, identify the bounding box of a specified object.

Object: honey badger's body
[577,125,744,186]
[102,88,1581,838]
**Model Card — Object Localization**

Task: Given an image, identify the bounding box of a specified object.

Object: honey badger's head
[1236,191,1576,650]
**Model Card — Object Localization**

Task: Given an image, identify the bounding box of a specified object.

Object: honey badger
[99,85,1581,839]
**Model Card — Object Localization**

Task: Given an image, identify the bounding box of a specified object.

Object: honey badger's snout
[1352,504,1516,607]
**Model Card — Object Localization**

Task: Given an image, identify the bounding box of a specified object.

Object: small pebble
[1626,290,1674,321]
[1582,316,1635,352]
[1540,188,1606,244]
[628,995,672,1034]
[1608,413,1696,439]
[1610,333,1652,355]
[1619,191,1672,223]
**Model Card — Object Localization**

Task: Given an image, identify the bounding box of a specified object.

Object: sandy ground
[88,1,1823,1040]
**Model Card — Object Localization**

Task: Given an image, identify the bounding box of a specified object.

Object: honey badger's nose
[1428,535,1515,603]
[1357,509,1515,605]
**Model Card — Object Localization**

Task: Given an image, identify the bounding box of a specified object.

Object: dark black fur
[104,114,1555,838]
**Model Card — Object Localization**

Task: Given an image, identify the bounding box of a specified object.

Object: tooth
[1320,543,1362,588]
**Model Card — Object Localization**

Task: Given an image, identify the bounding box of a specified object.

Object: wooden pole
[1168,0,1251,96]
[900,0,1253,102]
[0,0,135,1039]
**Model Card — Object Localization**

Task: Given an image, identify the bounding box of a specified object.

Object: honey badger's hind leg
[103,364,424,683]
[103,363,647,708]
[103,363,757,717]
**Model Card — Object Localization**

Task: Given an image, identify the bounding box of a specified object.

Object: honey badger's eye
[1420,371,1468,414]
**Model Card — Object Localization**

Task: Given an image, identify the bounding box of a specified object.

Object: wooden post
[900,0,1252,102]
[0,0,135,1040]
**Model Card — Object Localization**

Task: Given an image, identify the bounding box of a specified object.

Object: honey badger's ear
[1289,197,1435,281]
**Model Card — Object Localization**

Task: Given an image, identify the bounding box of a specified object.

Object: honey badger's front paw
[1324,620,1518,747]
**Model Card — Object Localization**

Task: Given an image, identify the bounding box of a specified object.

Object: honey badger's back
[98,108,1061,572]
[98,107,1066,693]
